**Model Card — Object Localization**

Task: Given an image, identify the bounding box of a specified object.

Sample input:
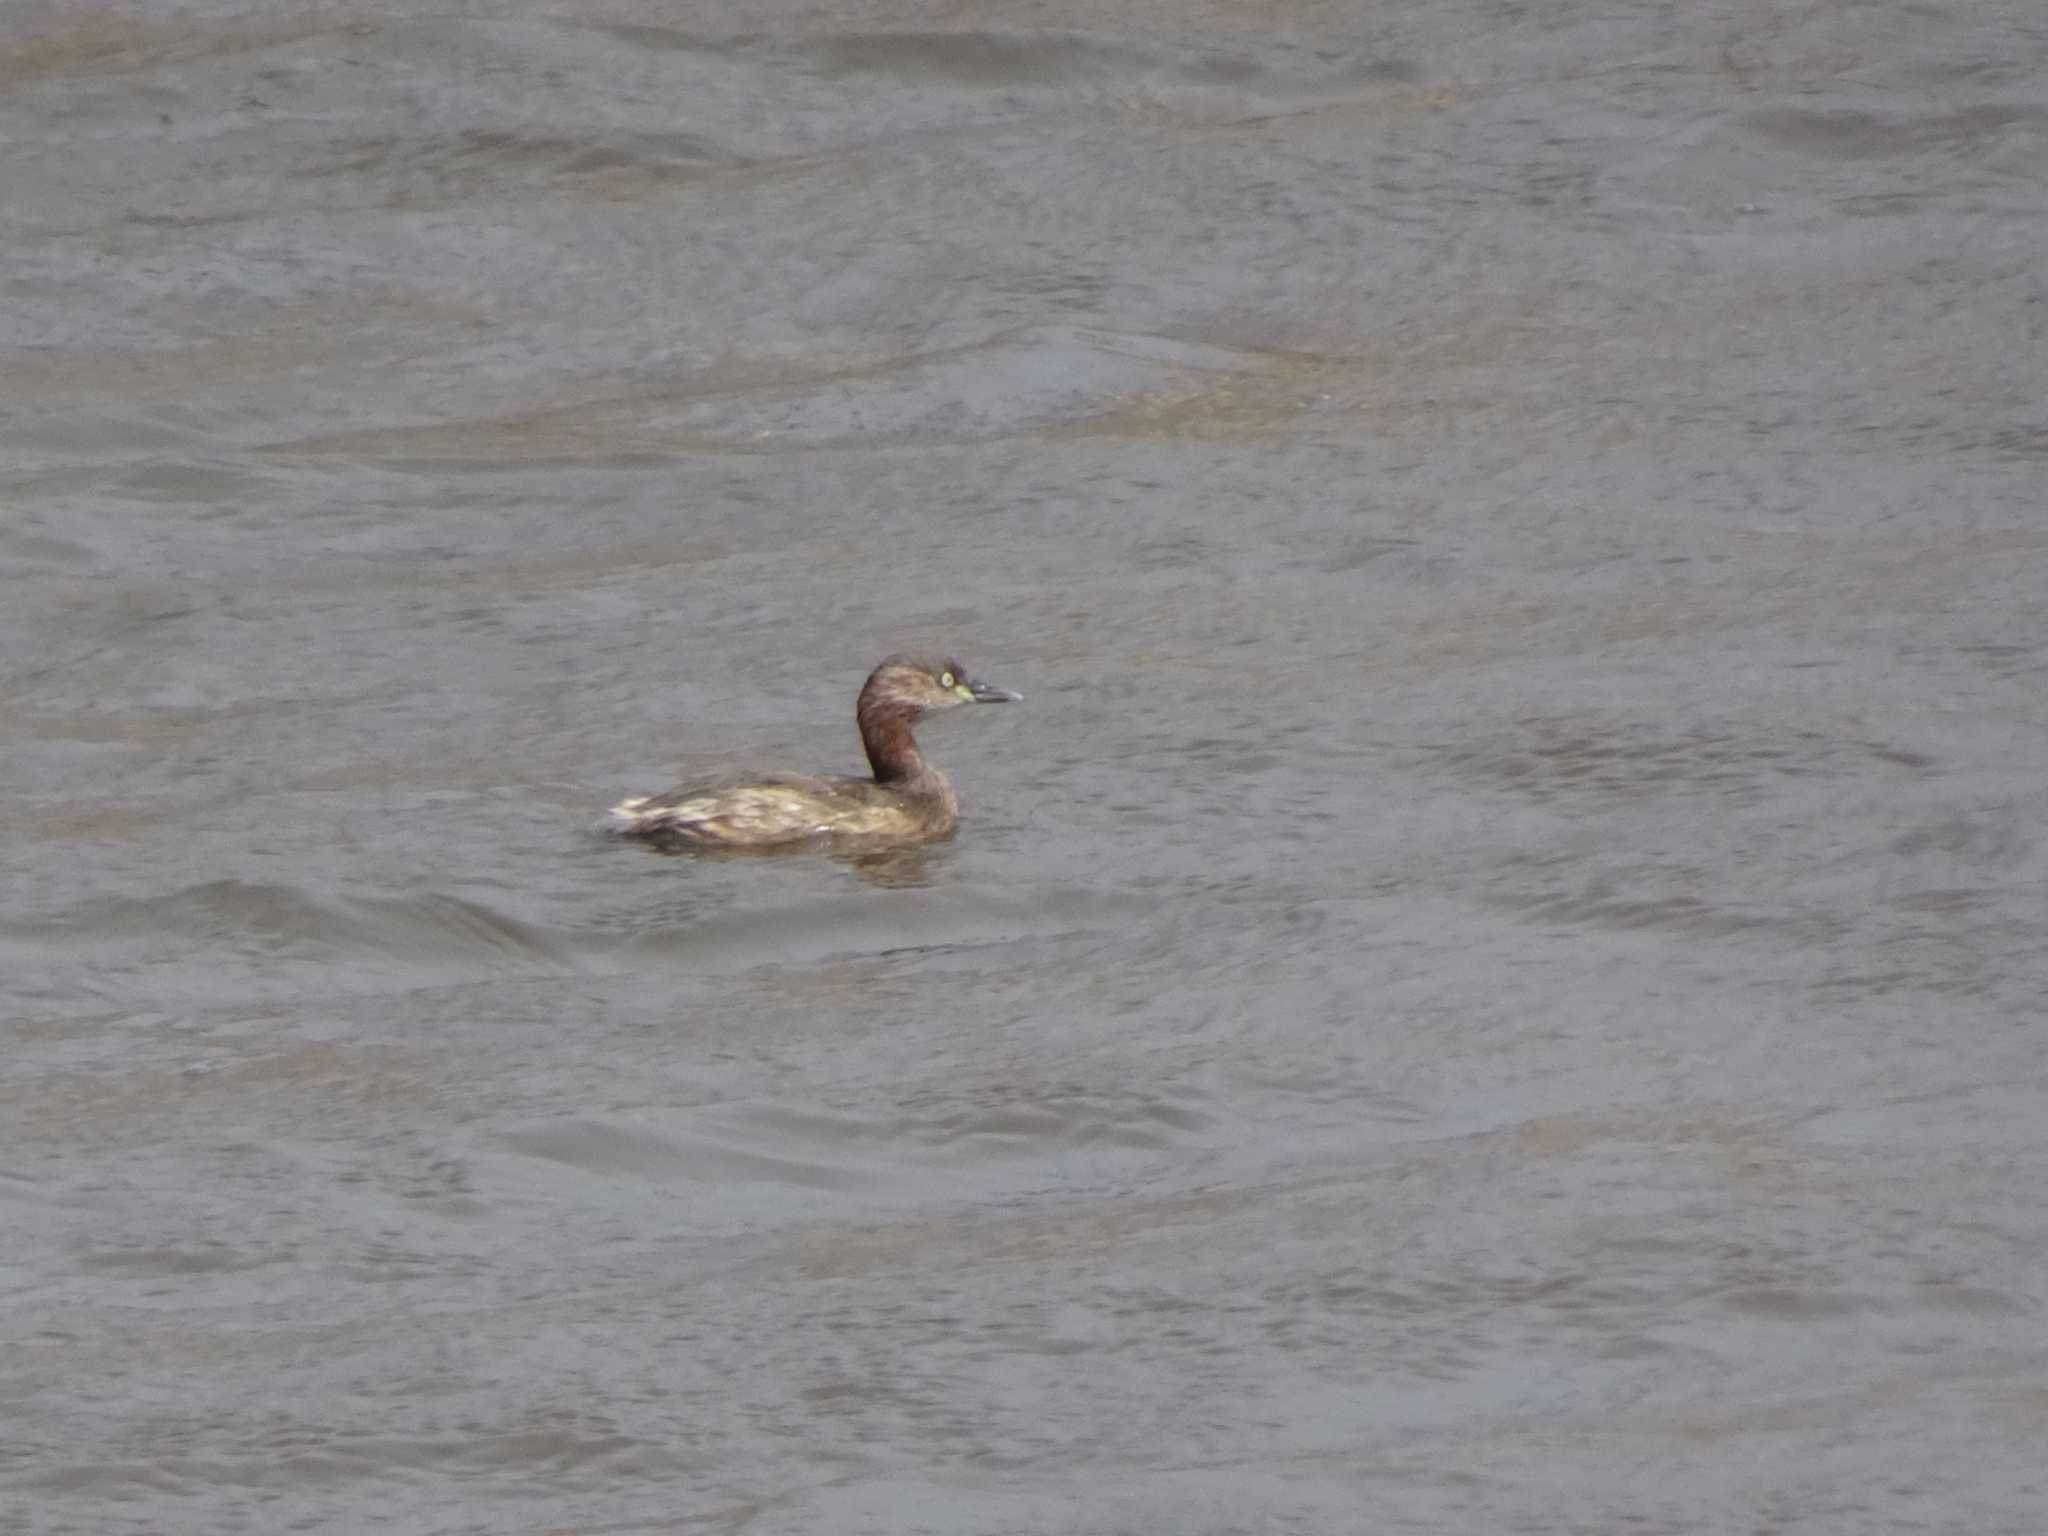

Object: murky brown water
[5,3,2046,1532]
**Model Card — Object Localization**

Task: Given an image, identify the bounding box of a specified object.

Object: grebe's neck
[857,694,930,784]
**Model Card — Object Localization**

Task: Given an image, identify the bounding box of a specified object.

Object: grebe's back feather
[608,770,957,849]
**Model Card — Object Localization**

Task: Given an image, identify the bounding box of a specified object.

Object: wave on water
[614,883,1138,974]
[0,879,576,1005]
[1,877,1142,1008]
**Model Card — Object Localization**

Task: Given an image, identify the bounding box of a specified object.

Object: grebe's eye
[939,672,954,688]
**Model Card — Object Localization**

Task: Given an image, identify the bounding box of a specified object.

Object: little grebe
[607,654,1020,851]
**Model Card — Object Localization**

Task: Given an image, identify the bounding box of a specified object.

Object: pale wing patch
[609,784,856,844]
[706,786,844,839]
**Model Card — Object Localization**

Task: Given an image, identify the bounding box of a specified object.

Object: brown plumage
[607,654,1020,852]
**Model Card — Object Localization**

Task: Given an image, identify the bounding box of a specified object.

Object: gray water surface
[5,3,2047,1532]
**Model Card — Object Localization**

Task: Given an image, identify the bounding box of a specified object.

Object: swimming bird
[607,654,1019,851]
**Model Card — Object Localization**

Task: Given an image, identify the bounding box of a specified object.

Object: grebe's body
[608,655,1018,852]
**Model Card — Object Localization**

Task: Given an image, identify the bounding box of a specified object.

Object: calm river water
[4,2,2046,1532]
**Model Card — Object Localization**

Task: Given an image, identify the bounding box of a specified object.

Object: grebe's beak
[965,677,1021,704]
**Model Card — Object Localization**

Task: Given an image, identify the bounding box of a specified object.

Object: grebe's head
[865,654,1021,715]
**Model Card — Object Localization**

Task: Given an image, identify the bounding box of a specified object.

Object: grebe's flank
[607,654,1019,851]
